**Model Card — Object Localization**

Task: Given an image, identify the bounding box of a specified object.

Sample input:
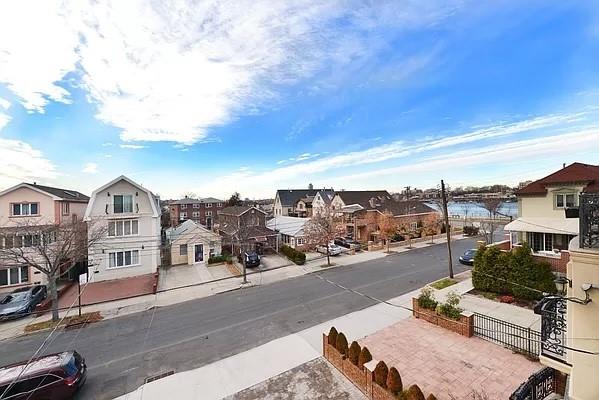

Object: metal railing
[510,367,556,400]
[580,193,599,249]
[473,312,540,359]
[540,297,568,363]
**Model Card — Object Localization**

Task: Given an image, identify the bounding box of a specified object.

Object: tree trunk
[47,275,59,322]
[326,246,331,267]
[386,239,390,253]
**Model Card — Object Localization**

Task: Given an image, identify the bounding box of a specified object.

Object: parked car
[316,243,343,256]
[0,350,87,399]
[334,237,361,250]
[0,285,47,321]
[459,249,478,266]
[239,251,261,268]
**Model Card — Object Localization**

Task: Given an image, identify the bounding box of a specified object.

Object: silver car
[316,243,343,256]
[0,285,47,321]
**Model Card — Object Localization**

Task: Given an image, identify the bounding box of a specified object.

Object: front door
[195,244,204,263]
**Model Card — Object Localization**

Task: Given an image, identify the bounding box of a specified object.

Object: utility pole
[441,180,454,278]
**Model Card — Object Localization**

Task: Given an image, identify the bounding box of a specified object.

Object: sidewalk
[115,271,472,399]
[0,233,467,341]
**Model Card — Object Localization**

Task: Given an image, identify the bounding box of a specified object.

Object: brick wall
[412,298,473,337]
[533,251,569,274]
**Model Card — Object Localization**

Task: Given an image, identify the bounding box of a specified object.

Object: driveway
[360,318,540,399]
[159,263,234,290]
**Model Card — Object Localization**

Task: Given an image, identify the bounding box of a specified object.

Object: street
[0,238,476,399]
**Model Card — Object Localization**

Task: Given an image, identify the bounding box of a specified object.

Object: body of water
[426,201,518,219]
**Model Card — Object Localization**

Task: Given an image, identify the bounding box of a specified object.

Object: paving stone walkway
[359,318,541,400]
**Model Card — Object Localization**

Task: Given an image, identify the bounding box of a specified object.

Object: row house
[169,197,224,229]
[0,183,89,292]
[273,185,335,217]
[505,162,599,273]
[85,176,161,282]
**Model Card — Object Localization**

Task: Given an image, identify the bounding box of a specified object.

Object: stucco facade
[85,176,161,282]
[167,220,222,266]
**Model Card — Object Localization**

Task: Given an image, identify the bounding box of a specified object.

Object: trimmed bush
[435,290,463,320]
[511,244,556,300]
[335,332,349,356]
[387,366,403,394]
[373,361,389,388]
[358,346,372,368]
[426,395,438,400]
[207,254,228,264]
[417,287,438,310]
[348,341,361,366]
[327,326,338,346]
[463,225,480,236]
[406,384,426,400]
[281,244,306,265]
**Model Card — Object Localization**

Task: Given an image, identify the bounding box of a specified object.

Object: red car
[0,351,87,399]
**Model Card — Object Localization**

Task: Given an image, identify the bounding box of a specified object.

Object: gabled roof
[517,163,599,196]
[276,188,335,207]
[315,190,335,205]
[0,183,89,202]
[84,175,159,219]
[334,190,392,209]
[166,219,219,243]
[218,205,266,217]
[266,216,309,237]
[381,200,436,216]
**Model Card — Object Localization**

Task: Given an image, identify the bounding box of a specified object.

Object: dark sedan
[0,285,47,321]
[334,237,361,250]
[459,249,477,266]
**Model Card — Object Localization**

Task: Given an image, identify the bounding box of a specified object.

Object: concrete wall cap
[363,359,378,371]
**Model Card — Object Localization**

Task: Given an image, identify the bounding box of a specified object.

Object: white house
[165,220,222,266]
[266,215,308,249]
[84,176,161,282]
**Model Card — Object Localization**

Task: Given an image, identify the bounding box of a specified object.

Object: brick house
[169,197,224,229]
[0,182,89,292]
[217,206,277,255]
[274,185,335,217]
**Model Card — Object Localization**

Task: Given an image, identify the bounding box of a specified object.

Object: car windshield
[1,292,28,304]
[465,250,477,257]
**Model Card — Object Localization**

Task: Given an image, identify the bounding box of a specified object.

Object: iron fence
[473,312,540,359]
[510,367,555,400]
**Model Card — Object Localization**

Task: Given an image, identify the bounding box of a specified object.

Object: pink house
[0,182,89,292]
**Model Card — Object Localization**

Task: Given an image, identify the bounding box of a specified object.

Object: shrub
[387,366,403,394]
[426,395,438,400]
[281,244,306,265]
[417,287,438,310]
[436,291,463,320]
[406,384,426,400]
[348,341,361,366]
[358,346,372,368]
[463,225,480,236]
[498,295,515,303]
[336,332,349,356]
[327,326,338,346]
[511,244,556,300]
[207,254,227,264]
[373,361,388,388]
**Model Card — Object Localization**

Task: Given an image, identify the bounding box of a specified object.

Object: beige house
[0,182,89,292]
[166,220,222,266]
[505,163,599,272]
[537,194,599,399]
[85,176,161,282]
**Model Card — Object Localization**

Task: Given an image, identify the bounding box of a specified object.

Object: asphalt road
[0,238,476,399]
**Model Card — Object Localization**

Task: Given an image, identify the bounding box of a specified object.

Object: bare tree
[378,211,398,253]
[459,201,471,227]
[479,198,502,244]
[0,219,106,322]
[304,211,344,267]
[422,213,442,244]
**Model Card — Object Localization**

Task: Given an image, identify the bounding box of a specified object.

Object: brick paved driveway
[359,318,541,399]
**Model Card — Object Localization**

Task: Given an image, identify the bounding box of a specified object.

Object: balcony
[539,297,568,365]
[579,193,599,249]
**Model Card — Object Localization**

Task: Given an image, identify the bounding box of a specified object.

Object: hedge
[281,244,306,265]
[208,254,229,264]
[358,346,372,368]
[374,361,389,388]
[348,341,361,366]
[472,243,557,300]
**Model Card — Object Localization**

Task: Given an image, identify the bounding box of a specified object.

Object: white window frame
[192,211,200,218]
[61,202,70,216]
[180,245,187,256]
[555,192,577,209]
[113,194,134,214]
[206,203,212,208]
[107,219,139,237]
[180,212,187,219]
[217,203,223,208]
[193,204,200,209]
[410,222,418,231]
[181,204,187,209]
[11,202,39,216]
[108,250,140,268]
[205,211,212,217]
[0,266,29,286]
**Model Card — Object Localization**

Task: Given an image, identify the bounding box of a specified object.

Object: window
[113,195,133,213]
[528,232,553,252]
[11,202,39,216]
[410,222,418,231]
[180,245,187,256]
[206,203,212,208]
[61,202,70,216]
[297,238,304,245]
[217,203,222,207]
[181,204,187,209]
[0,266,28,286]
[555,193,577,208]
[205,211,212,217]
[108,250,139,268]
[108,220,139,237]
[193,204,200,208]
[192,212,200,217]
[180,212,187,219]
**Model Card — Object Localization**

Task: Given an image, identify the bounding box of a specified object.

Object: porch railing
[473,313,540,360]
[580,193,599,249]
[510,367,556,400]
[540,297,568,364]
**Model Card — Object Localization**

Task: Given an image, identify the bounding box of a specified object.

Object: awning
[504,217,578,235]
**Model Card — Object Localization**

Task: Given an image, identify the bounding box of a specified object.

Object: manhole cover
[145,370,175,384]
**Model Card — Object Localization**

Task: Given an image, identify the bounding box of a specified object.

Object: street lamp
[554,276,572,295]
[551,276,593,305]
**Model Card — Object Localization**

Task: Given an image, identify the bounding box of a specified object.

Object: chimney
[308,183,313,190]
[33,182,37,185]
[563,163,566,169]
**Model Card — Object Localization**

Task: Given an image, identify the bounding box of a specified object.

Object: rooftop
[517,162,599,195]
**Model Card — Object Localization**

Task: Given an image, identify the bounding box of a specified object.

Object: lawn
[431,278,458,290]
[25,311,103,333]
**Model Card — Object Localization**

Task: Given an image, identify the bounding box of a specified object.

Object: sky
[1,1,599,200]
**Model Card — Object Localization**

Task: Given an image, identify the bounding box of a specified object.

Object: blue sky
[1,1,599,199]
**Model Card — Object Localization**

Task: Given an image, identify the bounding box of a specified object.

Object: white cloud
[277,152,321,164]
[0,138,57,189]
[0,112,10,130]
[0,98,10,110]
[0,1,462,144]
[120,144,146,150]
[82,162,98,174]
[101,142,113,147]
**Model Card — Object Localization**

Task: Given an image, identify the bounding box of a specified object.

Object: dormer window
[114,195,133,213]
[555,193,576,209]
